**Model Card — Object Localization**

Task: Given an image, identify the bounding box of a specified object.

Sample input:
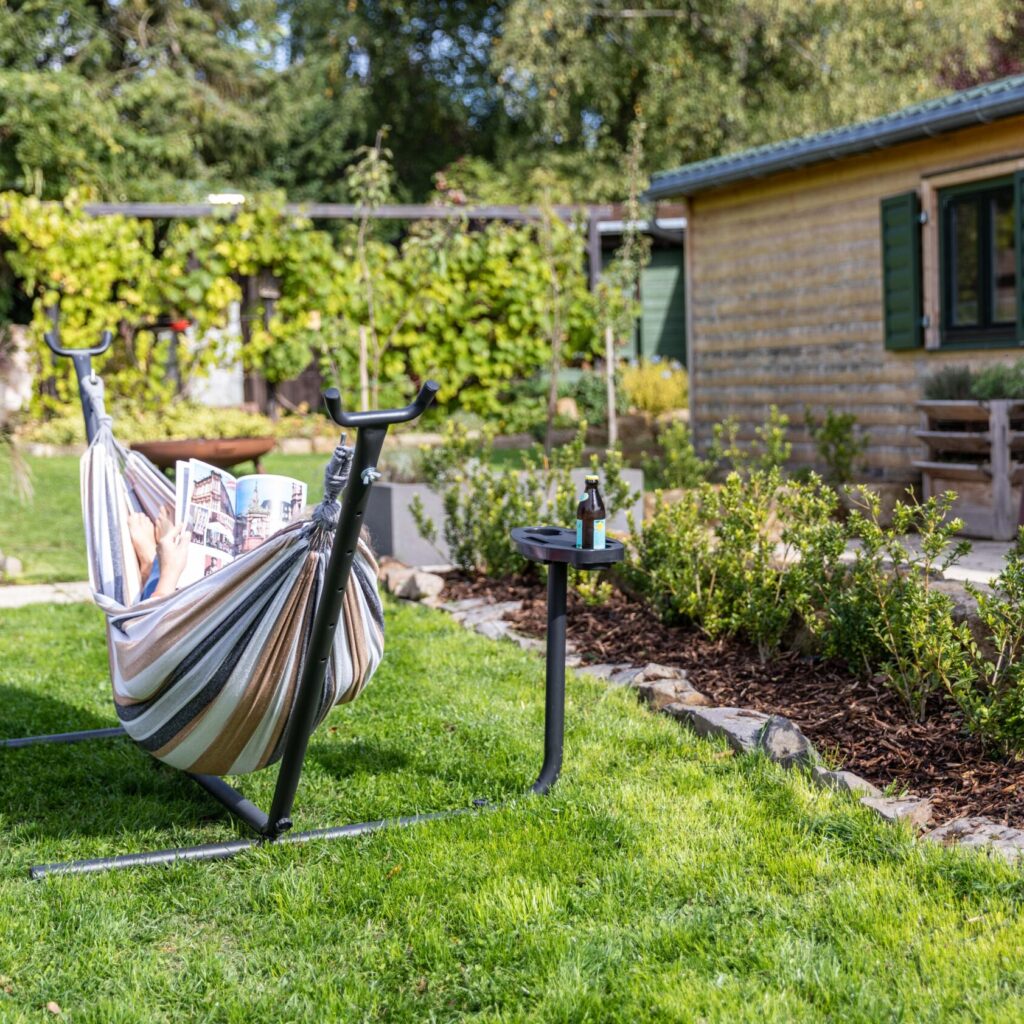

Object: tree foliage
[0,0,1016,202]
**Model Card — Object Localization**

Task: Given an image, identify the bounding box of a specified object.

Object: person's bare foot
[127,512,157,580]
[152,523,190,599]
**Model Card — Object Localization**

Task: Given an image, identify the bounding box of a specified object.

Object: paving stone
[670,706,771,754]
[2,555,23,578]
[860,795,933,829]
[634,678,713,711]
[810,766,882,798]
[397,570,446,602]
[924,817,1024,862]
[0,581,92,608]
[756,714,818,769]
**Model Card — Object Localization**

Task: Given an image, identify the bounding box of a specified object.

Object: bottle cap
[585,474,599,483]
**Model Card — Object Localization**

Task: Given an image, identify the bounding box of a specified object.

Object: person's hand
[152,523,190,598]
[127,512,157,579]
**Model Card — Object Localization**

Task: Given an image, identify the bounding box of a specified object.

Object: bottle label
[575,518,583,548]
[594,519,606,550]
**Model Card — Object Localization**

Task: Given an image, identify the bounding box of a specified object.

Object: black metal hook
[322,380,440,428]
[43,306,113,359]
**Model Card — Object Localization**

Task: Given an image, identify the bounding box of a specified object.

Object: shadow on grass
[307,738,411,780]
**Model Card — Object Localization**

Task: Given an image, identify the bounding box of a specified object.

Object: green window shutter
[639,248,687,366]
[880,191,922,350]
[1015,169,1024,343]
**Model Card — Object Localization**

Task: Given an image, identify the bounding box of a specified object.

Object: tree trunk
[605,325,618,447]
[358,325,370,410]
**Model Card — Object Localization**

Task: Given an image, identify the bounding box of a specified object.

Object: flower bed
[443,573,1024,826]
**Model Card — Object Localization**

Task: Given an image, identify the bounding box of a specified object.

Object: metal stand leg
[0,726,126,749]
[532,561,567,794]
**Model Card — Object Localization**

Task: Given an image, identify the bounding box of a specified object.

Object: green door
[639,246,686,365]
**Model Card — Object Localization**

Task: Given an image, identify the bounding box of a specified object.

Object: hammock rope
[79,375,384,777]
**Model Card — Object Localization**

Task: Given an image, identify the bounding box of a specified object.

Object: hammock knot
[312,441,353,531]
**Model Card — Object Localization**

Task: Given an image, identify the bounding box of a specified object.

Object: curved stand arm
[323,380,439,429]
[42,312,114,444]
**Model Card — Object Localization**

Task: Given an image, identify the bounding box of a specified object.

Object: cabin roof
[646,74,1024,201]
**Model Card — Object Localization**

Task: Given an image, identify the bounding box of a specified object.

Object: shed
[645,74,1024,483]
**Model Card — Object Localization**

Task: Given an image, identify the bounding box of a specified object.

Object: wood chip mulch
[443,572,1024,827]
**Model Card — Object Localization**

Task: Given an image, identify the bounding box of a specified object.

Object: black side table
[511,526,625,794]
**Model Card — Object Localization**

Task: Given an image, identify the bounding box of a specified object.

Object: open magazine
[174,459,308,588]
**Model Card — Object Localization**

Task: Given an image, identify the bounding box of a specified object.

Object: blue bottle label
[576,518,606,549]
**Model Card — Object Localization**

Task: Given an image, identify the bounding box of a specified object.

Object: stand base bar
[30,806,481,879]
[188,773,270,835]
[1,726,126,749]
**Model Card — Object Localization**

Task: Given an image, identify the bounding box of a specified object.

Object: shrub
[959,536,1024,752]
[20,402,275,444]
[819,488,973,719]
[923,365,975,401]
[627,467,843,660]
[621,360,688,415]
[411,423,638,579]
[643,420,709,489]
[803,407,868,487]
[971,360,1024,400]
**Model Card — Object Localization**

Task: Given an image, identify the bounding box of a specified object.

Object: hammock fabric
[79,378,384,777]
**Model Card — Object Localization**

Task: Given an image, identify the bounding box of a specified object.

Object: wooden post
[991,400,1013,541]
[358,325,370,411]
[605,325,618,447]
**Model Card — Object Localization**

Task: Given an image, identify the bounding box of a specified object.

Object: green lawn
[2,600,1024,1021]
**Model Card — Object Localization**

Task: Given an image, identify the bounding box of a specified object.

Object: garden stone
[810,766,881,798]
[2,555,23,579]
[441,597,487,622]
[860,795,933,829]
[509,631,544,653]
[924,817,1024,863]
[460,601,522,627]
[378,558,414,594]
[670,706,771,754]
[608,666,646,687]
[635,678,713,711]
[632,663,689,683]
[577,663,634,681]
[475,619,511,641]
[398,570,446,602]
[756,714,818,769]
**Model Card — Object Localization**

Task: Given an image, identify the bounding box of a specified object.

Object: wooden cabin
[646,74,1024,485]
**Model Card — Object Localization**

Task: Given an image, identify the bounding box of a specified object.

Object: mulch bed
[443,572,1024,827]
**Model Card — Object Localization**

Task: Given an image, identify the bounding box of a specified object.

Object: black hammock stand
[0,329,621,879]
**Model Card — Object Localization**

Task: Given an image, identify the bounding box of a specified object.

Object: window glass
[951,198,979,327]
[992,188,1017,324]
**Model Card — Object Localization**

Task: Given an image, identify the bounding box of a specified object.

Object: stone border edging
[378,561,1024,865]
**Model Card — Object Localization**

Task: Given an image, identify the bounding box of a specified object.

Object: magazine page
[233,475,308,555]
[174,460,190,524]
[180,459,239,587]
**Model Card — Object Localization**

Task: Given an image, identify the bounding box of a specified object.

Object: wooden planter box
[366,469,645,566]
[914,400,1024,540]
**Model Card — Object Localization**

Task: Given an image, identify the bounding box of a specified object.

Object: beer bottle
[575,474,607,550]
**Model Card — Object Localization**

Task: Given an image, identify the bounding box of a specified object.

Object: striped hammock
[80,386,384,777]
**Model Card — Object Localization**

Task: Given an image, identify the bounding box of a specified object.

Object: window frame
[938,175,1018,349]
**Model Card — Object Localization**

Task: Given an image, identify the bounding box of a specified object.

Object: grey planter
[366,469,644,567]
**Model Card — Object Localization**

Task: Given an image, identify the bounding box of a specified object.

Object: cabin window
[939,177,1017,346]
